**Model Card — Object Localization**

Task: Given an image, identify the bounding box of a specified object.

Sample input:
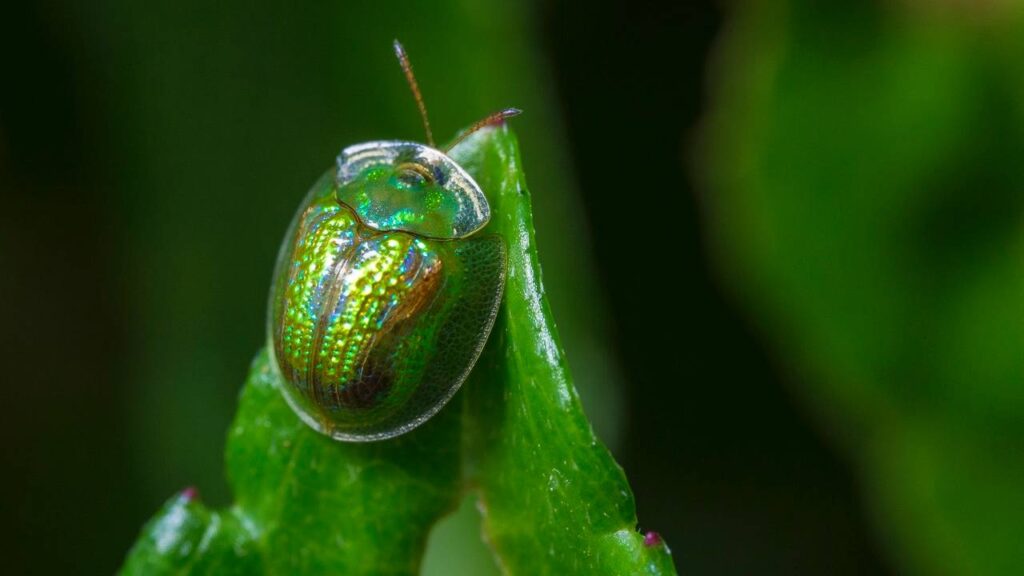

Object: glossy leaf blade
[451,128,675,575]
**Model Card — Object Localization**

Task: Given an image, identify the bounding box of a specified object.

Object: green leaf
[121,127,675,575]
[702,2,1024,574]
[451,129,675,575]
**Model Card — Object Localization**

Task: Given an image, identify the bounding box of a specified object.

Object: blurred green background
[2,1,1020,574]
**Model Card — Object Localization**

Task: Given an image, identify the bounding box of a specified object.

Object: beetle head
[335,141,489,239]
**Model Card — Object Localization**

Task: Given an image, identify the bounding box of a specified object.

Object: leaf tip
[642,530,662,548]
[180,486,200,503]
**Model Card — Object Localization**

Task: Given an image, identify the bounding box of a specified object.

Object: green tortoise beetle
[268,41,518,442]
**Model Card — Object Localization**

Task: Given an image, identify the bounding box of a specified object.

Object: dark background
[6,0,1020,574]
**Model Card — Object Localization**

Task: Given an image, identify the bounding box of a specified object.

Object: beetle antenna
[444,108,522,152]
[393,39,435,148]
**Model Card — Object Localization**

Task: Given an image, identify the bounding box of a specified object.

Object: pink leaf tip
[643,530,662,547]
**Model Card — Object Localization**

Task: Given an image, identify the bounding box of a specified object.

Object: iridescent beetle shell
[268,141,506,441]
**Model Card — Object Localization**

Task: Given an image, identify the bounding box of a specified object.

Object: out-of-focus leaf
[121,127,674,575]
[702,1,1024,574]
